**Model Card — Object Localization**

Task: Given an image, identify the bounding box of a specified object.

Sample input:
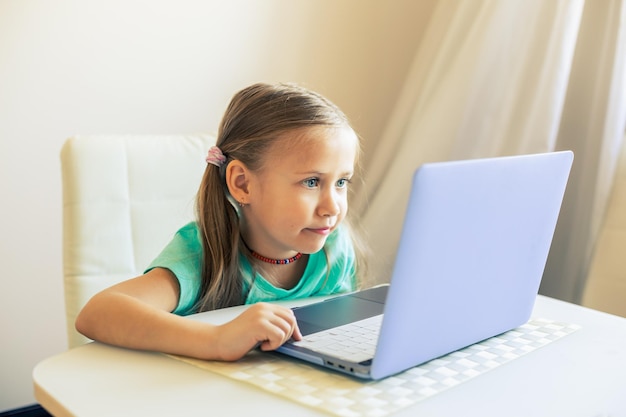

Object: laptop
[275,150,574,380]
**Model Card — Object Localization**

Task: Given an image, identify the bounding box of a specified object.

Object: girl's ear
[225,160,250,205]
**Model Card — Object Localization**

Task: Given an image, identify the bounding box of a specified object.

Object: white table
[34,295,626,416]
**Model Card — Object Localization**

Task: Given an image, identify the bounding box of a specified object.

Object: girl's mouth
[307,227,332,236]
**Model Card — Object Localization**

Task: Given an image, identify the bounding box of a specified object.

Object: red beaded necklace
[250,250,303,265]
[243,240,303,265]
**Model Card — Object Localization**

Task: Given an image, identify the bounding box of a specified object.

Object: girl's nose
[318,189,341,217]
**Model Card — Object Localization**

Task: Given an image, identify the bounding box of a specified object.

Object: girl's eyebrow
[295,170,354,177]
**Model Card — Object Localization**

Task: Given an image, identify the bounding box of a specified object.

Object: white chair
[61,134,215,348]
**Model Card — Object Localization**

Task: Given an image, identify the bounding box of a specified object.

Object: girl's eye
[303,178,319,188]
[336,178,351,188]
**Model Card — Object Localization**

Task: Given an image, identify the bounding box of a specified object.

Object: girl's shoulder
[174,221,201,240]
[177,221,199,234]
[163,221,202,254]
[324,224,355,260]
[327,223,352,245]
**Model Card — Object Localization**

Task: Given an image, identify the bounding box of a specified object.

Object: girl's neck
[239,228,308,289]
[255,254,309,290]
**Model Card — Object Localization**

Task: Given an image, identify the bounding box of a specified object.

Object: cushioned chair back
[61,134,215,347]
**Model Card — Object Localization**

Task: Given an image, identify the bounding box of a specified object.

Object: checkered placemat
[169,318,579,417]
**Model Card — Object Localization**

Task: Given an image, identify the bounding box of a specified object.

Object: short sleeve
[145,222,203,315]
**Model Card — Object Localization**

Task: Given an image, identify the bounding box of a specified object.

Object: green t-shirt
[146,222,357,315]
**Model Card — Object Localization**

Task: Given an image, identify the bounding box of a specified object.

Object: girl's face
[241,125,358,258]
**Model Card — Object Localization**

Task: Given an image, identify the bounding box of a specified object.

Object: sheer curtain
[355,0,626,304]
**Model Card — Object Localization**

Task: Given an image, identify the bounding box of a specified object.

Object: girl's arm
[75,268,301,361]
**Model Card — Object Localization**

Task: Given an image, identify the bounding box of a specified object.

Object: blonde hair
[194,82,367,312]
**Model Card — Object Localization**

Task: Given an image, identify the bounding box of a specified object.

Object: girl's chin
[298,237,328,255]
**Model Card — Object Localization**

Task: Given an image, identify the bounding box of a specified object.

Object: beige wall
[0,0,435,410]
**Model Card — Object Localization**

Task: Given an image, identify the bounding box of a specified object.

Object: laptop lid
[277,151,573,380]
[370,150,573,379]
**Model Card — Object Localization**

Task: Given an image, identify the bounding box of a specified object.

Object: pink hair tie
[206,146,227,167]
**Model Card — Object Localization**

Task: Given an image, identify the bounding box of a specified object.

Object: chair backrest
[61,134,215,348]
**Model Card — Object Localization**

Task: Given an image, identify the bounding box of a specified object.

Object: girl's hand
[213,303,302,361]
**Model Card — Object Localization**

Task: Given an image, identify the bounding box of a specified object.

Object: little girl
[76,82,366,361]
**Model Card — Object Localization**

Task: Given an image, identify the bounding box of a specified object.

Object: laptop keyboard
[292,314,383,363]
